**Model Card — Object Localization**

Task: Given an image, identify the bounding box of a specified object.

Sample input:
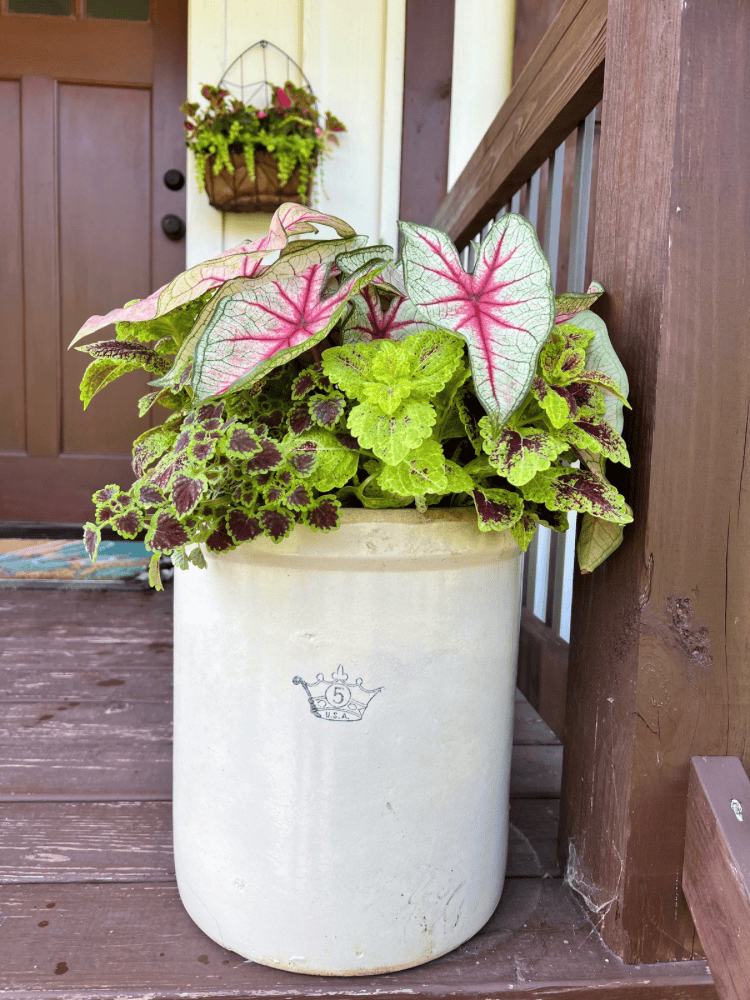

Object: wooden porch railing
[431,0,750,971]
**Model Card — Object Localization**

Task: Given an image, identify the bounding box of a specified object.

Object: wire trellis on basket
[220,40,314,109]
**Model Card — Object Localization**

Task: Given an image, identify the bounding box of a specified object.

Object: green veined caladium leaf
[187,242,385,401]
[69,203,358,347]
[522,467,633,523]
[570,310,629,434]
[480,417,568,487]
[577,512,629,573]
[555,281,604,323]
[399,214,555,432]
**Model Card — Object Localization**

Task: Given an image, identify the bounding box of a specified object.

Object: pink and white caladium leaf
[555,281,604,324]
[155,235,367,390]
[342,285,437,344]
[69,204,358,347]
[571,310,629,433]
[399,214,555,432]
[190,243,387,401]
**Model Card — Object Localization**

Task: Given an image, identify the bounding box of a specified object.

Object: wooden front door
[0,0,186,524]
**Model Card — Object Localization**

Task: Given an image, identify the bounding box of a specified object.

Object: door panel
[0,82,25,454]
[0,0,187,523]
[59,84,153,455]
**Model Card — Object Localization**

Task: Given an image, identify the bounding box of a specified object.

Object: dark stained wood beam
[561,0,750,964]
[398,0,455,226]
[517,607,570,741]
[512,0,567,85]
[684,757,750,1000]
[431,0,605,247]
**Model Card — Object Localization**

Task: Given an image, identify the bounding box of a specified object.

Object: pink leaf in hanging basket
[399,215,555,431]
[69,204,357,348]
[276,86,293,108]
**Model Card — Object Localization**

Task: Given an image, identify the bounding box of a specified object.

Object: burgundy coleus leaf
[283,483,312,511]
[304,496,341,532]
[171,474,206,516]
[70,203,357,346]
[258,505,295,543]
[174,430,191,454]
[224,425,262,458]
[259,408,284,429]
[285,439,318,476]
[309,392,345,428]
[83,522,101,561]
[522,468,632,523]
[226,508,262,543]
[205,522,237,554]
[336,432,359,451]
[190,242,386,400]
[342,286,434,343]
[92,485,121,506]
[95,504,116,521]
[136,483,165,506]
[472,487,524,532]
[245,438,284,473]
[264,483,285,504]
[288,403,314,434]
[291,370,318,399]
[555,281,604,324]
[112,507,143,539]
[146,510,190,552]
[400,215,555,430]
[198,403,224,421]
[455,387,484,456]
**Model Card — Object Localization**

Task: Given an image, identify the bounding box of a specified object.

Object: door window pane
[86,0,149,20]
[8,0,72,13]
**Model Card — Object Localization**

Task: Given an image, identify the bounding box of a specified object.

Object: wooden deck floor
[0,588,717,998]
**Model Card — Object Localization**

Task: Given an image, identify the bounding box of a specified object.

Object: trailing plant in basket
[182,83,345,201]
[71,203,632,589]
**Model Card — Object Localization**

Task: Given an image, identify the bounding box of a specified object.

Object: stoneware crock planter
[173,508,523,975]
[204,147,311,212]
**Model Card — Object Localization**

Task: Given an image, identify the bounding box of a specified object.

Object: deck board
[0,587,717,998]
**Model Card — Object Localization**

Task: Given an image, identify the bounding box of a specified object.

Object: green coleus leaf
[284,427,359,491]
[148,553,163,591]
[510,513,537,552]
[378,440,447,496]
[76,339,172,373]
[521,468,633,523]
[573,310,629,434]
[577,513,628,573]
[559,416,630,466]
[472,487,524,532]
[348,398,437,465]
[531,374,604,428]
[79,358,141,409]
[132,424,178,478]
[555,281,604,323]
[480,416,567,486]
[400,214,555,432]
[539,339,586,385]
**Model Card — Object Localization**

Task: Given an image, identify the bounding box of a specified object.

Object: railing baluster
[526,525,551,623]
[511,189,521,215]
[544,142,566,291]
[527,167,541,232]
[569,108,596,292]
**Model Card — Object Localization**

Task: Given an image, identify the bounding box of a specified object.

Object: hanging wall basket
[204,41,315,214]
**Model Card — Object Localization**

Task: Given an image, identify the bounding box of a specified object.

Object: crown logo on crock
[293,664,383,722]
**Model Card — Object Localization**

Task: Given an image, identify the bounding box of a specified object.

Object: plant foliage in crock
[182,82,345,201]
[71,203,632,589]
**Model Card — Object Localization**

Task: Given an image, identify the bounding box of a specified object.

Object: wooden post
[561,0,750,963]
[684,757,750,1000]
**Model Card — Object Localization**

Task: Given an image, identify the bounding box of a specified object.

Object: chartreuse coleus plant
[70,202,632,590]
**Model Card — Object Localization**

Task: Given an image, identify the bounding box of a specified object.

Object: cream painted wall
[186,0,405,267]
[447,0,515,191]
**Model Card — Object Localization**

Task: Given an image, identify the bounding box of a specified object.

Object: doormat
[0,539,155,590]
